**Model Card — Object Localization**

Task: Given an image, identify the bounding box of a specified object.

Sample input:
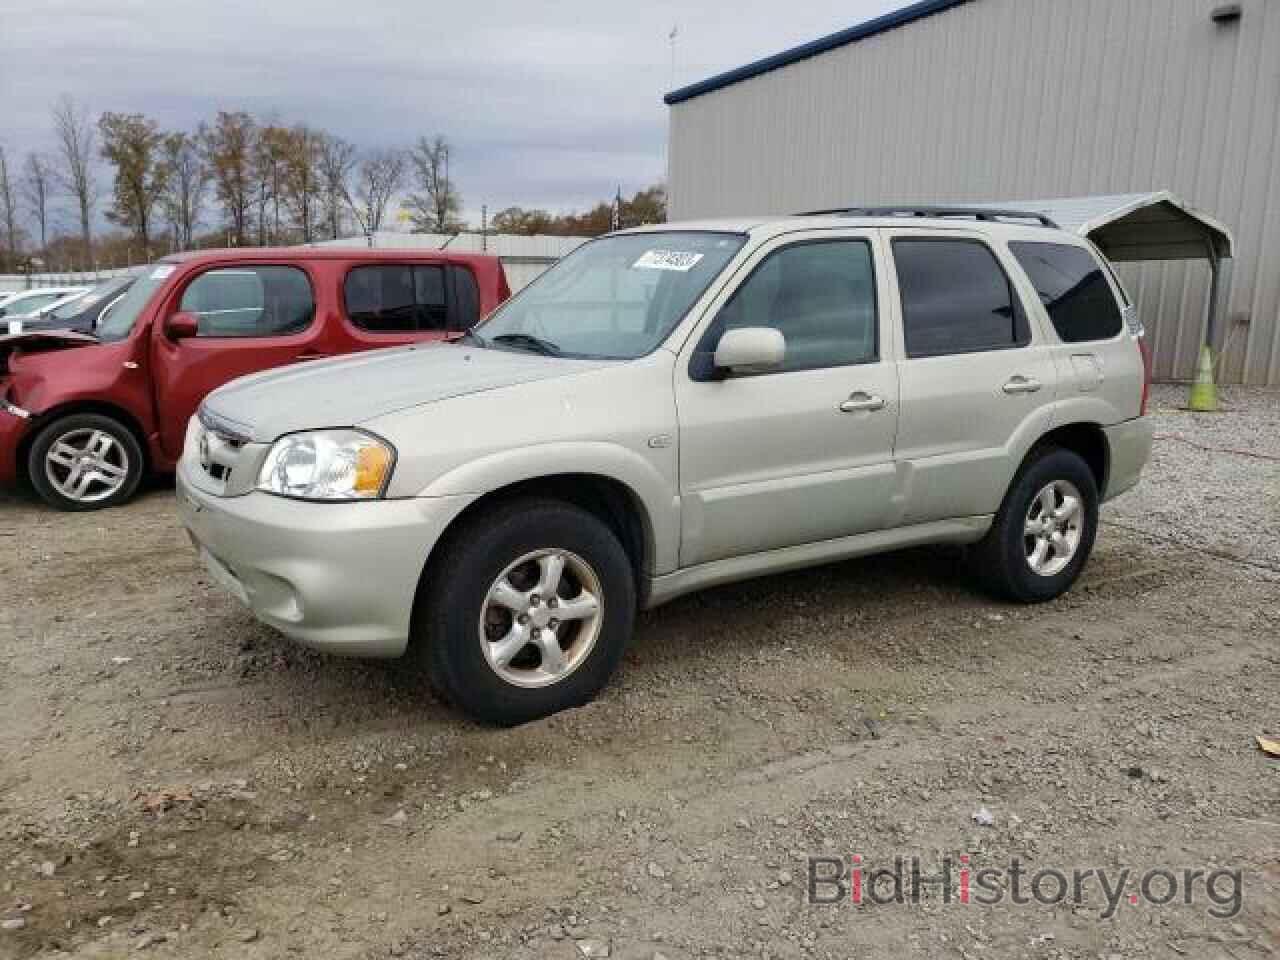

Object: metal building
[665,0,1280,385]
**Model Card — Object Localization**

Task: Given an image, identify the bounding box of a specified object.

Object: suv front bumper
[176,461,475,658]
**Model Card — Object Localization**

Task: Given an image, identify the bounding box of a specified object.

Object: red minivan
[0,248,511,510]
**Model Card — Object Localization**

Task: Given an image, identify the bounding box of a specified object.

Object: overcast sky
[1,0,901,232]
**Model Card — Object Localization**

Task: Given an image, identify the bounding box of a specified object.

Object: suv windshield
[97,265,174,342]
[474,232,745,359]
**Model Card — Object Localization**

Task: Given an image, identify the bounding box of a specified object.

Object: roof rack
[798,205,1059,228]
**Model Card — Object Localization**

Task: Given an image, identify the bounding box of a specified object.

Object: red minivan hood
[0,330,99,375]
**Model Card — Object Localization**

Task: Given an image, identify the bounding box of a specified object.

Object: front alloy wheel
[480,549,604,688]
[414,498,636,725]
[29,413,145,511]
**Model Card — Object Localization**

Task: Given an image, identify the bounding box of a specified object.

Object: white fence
[0,266,143,294]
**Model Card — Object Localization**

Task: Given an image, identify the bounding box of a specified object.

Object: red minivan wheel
[28,413,145,512]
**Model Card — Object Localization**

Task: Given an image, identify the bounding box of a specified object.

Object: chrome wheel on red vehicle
[43,427,131,503]
[28,413,145,511]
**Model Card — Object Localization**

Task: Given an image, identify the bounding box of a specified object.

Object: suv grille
[195,408,251,491]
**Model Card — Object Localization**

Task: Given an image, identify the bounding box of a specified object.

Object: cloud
[0,0,900,229]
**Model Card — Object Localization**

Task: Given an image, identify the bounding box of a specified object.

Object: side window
[1009,241,1124,342]
[345,264,457,332]
[702,239,878,373]
[893,238,1028,358]
[450,265,480,328]
[180,266,314,338]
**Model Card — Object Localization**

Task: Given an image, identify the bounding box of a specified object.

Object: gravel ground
[0,386,1277,960]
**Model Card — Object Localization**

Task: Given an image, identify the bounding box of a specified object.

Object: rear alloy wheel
[971,447,1099,602]
[414,498,635,725]
[29,413,145,511]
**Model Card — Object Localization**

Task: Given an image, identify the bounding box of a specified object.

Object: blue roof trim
[663,0,972,105]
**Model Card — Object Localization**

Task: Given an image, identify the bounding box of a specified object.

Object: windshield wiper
[453,327,487,347]
[490,333,562,356]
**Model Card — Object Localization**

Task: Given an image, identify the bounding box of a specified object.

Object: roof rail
[798,205,1059,228]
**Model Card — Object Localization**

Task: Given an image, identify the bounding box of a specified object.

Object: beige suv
[178,208,1154,724]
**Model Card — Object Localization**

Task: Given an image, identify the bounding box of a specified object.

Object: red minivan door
[150,261,328,461]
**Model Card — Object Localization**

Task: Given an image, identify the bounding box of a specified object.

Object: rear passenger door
[887,230,1057,524]
[340,261,480,350]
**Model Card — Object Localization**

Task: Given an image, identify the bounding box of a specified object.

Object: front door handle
[294,351,331,362]
[1002,375,1042,395]
[839,392,886,413]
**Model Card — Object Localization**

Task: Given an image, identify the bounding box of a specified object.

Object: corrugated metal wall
[668,0,1280,385]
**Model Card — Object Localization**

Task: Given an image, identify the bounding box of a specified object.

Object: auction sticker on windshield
[633,250,705,272]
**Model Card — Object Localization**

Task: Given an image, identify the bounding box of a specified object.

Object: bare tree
[51,95,99,259]
[281,126,321,242]
[0,146,20,262]
[254,124,291,244]
[158,132,207,250]
[21,153,52,251]
[316,133,356,239]
[405,135,462,232]
[345,148,405,237]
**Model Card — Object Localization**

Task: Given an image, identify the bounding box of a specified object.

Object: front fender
[416,441,680,574]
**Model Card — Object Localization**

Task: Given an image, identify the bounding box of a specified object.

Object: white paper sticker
[150,265,176,280]
[632,249,704,272]
[8,319,23,335]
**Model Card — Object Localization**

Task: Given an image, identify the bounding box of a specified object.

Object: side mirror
[713,327,785,375]
[164,311,200,341]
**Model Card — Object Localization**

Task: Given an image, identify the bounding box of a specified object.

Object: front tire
[28,413,145,511]
[971,447,1099,602]
[412,498,636,725]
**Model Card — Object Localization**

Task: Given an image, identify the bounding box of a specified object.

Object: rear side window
[345,264,455,332]
[893,238,1028,358]
[1010,241,1124,342]
[180,266,314,338]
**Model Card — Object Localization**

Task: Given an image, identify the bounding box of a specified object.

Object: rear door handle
[294,352,331,362]
[1002,376,1042,395]
[838,392,886,413]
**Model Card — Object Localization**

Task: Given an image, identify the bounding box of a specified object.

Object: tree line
[0,95,666,273]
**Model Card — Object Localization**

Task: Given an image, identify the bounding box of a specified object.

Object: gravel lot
[1,383,1277,960]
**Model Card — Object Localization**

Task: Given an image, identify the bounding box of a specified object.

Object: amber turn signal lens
[354,443,392,495]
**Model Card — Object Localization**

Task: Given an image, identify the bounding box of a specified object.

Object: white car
[0,287,92,331]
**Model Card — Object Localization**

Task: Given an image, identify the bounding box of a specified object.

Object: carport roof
[974,192,1234,262]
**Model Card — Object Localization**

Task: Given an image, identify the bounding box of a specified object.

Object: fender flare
[417,441,680,573]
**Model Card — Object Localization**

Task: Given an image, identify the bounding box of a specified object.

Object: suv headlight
[257,429,395,500]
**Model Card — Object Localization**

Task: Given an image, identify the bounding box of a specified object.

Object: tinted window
[180,266,314,338]
[345,264,453,332]
[451,265,480,328]
[703,240,877,373]
[893,239,1027,358]
[1010,241,1123,342]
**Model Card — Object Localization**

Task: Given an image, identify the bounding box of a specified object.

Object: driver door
[674,231,900,567]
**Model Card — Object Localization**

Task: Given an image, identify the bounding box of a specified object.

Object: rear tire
[970,447,1099,602]
[411,498,636,725]
[28,413,145,512]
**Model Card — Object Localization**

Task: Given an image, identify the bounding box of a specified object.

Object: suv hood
[204,342,608,442]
